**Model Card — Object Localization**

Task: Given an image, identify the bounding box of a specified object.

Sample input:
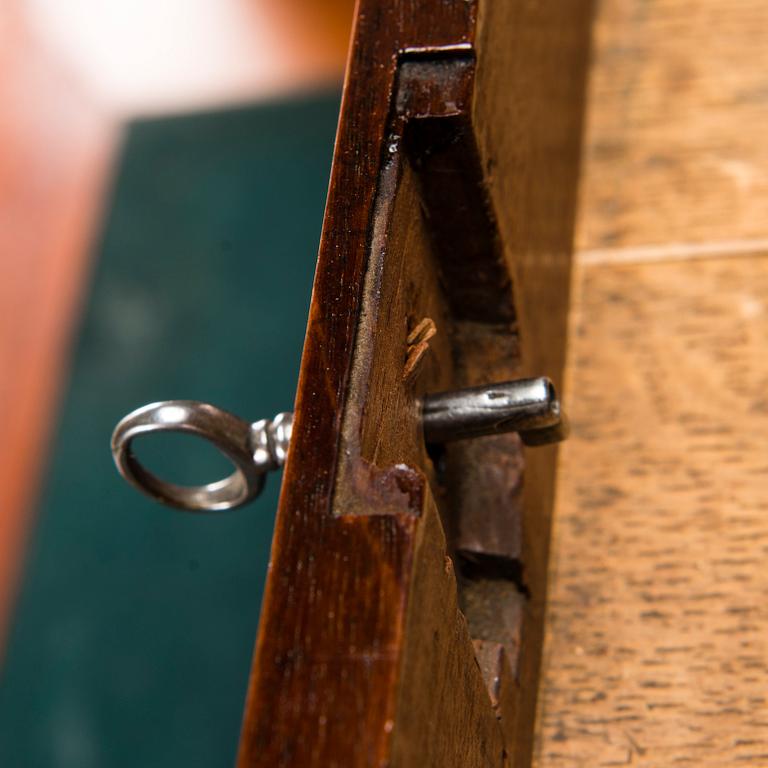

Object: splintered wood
[403,317,437,381]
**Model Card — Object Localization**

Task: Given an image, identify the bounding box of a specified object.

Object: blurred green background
[0,91,339,767]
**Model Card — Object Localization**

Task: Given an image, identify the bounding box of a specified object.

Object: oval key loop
[111,401,292,512]
[111,377,564,512]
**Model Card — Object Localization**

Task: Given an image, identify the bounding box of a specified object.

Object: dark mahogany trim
[237,4,479,766]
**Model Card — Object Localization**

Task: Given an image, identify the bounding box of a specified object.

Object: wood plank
[536,254,768,766]
[576,0,768,250]
[471,4,593,760]
[236,6,488,762]
[537,0,768,763]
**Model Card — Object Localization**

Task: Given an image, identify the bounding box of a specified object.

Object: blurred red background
[0,0,354,648]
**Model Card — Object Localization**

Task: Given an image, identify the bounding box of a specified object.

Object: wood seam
[578,238,768,267]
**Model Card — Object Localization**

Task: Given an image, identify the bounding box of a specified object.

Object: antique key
[111,377,567,512]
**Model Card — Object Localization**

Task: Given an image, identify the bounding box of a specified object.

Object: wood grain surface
[537,255,768,767]
[576,0,768,252]
[536,0,768,765]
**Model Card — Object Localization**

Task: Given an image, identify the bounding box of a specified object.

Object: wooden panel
[470,3,593,762]
[236,6,485,763]
[576,0,768,251]
[237,1,592,765]
[536,254,768,766]
[536,0,768,764]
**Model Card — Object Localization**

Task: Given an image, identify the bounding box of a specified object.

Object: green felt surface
[0,92,339,767]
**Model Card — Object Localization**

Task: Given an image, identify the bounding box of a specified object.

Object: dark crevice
[456,550,531,600]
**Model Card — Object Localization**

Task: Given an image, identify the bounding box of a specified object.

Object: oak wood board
[536,0,768,764]
[537,254,768,767]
